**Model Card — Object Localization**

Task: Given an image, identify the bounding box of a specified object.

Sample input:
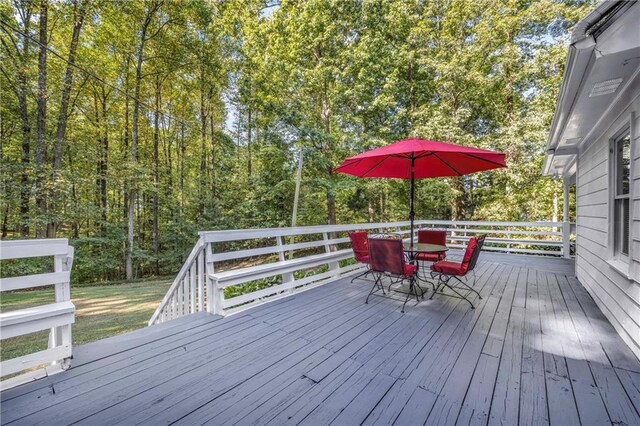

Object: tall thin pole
[410,154,415,246]
[289,149,303,259]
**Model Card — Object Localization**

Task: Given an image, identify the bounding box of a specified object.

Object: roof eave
[542,1,627,176]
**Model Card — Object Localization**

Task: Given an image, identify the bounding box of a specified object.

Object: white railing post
[562,222,571,258]
[562,177,571,258]
[153,220,568,320]
[277,236,294,293]
[323,232,340,276]
[1,239,75,387]
[205,243,223,315]
[197,249,205,312]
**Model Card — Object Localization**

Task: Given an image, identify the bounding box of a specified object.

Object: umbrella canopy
[335,138,507,244]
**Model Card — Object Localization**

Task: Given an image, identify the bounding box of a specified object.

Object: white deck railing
[0,239,75,389]
[149,220,572,325]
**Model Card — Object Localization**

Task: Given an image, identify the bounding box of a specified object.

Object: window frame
[610,126,631,263]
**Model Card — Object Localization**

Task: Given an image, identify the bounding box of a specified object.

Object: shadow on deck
[2,254,640,425]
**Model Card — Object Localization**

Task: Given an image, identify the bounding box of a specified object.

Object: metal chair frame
[430,235,485,309]
[349,231,373,283]
[365,238,424,313]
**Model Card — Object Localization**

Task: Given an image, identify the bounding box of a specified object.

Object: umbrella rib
[461,152,506,168]
[434,153,463,176]
[415,151,437,160]
[335,157,366,171]
[361,155,394,177]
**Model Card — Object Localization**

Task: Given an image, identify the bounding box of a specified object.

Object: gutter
[542,1,628,176]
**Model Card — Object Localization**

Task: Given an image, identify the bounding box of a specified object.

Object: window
[613,132,631,258]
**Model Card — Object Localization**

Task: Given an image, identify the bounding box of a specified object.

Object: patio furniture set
[349,229,485,312]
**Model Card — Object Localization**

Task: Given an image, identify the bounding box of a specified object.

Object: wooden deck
[2,254,640,425]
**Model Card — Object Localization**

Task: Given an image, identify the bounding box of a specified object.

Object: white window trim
[608,113,638,282]
[608,124,632,270]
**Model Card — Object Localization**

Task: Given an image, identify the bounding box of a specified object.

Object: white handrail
[150,220,573,325]
[148,238,207,325]
[0,239,75,389]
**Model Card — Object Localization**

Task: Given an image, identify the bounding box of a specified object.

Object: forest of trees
[0,0,591,283]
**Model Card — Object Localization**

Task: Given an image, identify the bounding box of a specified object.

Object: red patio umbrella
[335,138,507,244]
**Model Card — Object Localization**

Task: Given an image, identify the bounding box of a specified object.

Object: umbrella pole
[410,155,415,246]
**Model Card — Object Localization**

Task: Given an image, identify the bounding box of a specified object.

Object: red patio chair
[366,238,424,313]
[430,234,485,309]
[349,231,372,282]
[414,229,447,262]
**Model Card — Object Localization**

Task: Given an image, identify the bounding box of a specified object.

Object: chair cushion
[430,260,465,275]
[403,263,418,275]
[418,230,447,245]
[358,255,369,264]
[414,252,445,262]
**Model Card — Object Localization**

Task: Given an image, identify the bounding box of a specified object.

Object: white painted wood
[199,220,564,243]
[0,344,71,377]
[189,264,196,314]
[149,220,566,325]
[0,363,65,391]
[0,271,71,292]
[197,250,205,312]
[0,239,69,260]
[574,94,640,360]
[148,238,206,325]
[1,239,74,387]
[152,221,571,325]
[0,300,75,339]
[213,250,352,288]
[222,263,365,309]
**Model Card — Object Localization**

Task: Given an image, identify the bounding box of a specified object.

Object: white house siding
[633,111,640,280]
[575,98,640,360]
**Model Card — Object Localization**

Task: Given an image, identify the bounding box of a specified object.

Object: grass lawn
[1,279,172,361]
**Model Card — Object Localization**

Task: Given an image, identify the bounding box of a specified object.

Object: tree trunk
[198,77,209,218]
[210,114,216,200]
[2,0,34,236]
[123,57,130,240]
[326,167,336,225]
[95,85,108,239]
[180,123,185,215]
[451,177,466,221]
[54,0,85,170]
[50,0,86,237]
[19,82,31,237]
[35,0,48,238]
[126,2,159,280]
[153,77,161,276]
[247,107,252,181]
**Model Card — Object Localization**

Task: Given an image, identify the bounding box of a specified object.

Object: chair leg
[430,275,445,299]
[365,275,383,304]
[350,268,371,283]
[432,274,476,308]
[453,276,482,299]
[415,280,426,299]
[401,281,414,313]
[442,280,475,309]
[411,277,423,301]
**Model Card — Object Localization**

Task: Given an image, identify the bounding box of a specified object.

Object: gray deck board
[2,253,640,426]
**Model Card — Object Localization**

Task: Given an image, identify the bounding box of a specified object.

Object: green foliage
[0,0,592,283]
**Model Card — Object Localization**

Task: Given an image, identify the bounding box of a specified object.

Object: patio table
[403,242,448,257]
[403,242,449,286]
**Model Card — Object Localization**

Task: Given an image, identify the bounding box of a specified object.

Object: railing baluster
[189,263,196,314]
[150,220,570,323]
[198,248,205,312]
